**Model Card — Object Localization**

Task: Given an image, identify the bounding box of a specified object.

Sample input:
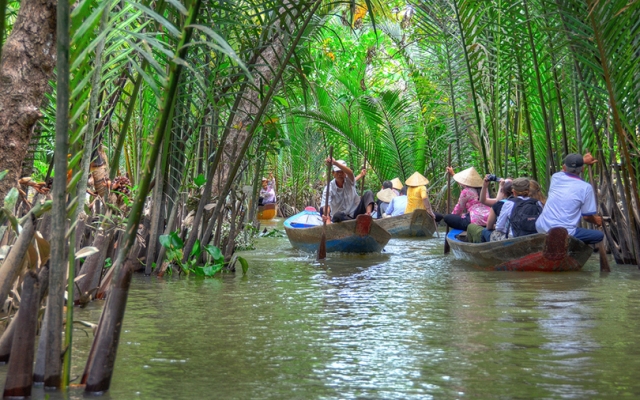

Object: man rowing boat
[535,153,603,244]
[320,158,375,224]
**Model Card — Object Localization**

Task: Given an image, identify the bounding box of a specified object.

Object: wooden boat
[257,203,277,220]
[446,226,593,271]
[284,208,391,254]
[375,209,437,238]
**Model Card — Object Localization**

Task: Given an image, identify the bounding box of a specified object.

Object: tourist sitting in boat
[390,177,403,195]
[320,158,375,223]
[535,153,603,244]
[404,172,435,217]
[259,173,276,206]
[375,184,396,218]
[491,177,543,241]
[384,185,408,217]
[435,167,490,230]
[480,174,512,206]
[528,179,546,205]
[481,179,513,242]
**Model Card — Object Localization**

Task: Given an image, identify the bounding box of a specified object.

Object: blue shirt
[386,195,408,217]
[535,172,596,236]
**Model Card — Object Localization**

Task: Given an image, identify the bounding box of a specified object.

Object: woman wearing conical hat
[434,166,491,230]
[404,172,435,216]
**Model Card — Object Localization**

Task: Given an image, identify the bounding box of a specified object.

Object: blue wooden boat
[284,208,391,254]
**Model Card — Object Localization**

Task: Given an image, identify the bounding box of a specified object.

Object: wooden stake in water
[587,164,611,272]
[318,146,333,260]
[444,144,452,254]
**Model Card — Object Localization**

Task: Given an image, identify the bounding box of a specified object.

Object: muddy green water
[3,222,640,399]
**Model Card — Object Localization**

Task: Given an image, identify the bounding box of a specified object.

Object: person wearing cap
[435,166,491,230]
[320,158,375,223]
[385,185,408,217]
[375,186,396,218]
[491,177,543,240]
[259,173,276,206]
[390,178,403,196]
[404,172,435,216]
[535,153,603,244]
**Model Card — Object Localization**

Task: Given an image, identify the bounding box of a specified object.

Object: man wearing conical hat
[434,166,491,230]
[404,172,435,216]
[320,158,375,223]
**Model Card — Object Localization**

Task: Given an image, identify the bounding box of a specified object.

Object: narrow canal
[3,221,640,398]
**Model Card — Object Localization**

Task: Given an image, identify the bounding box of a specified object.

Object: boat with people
[257,203,277,220]
[284,207,391,254]
[446,226,593,271]
[375,209,437,238]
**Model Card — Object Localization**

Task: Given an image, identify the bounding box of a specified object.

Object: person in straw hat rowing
[434,166,491,230]
[404,172,435,216]
[321,158,375,223]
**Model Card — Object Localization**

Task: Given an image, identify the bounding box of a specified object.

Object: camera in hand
[487,174,501,182]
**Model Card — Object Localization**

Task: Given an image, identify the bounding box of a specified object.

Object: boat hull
[446,227,592,271]
[257,203,277,220]
[284,212,391,254]
[375,209,437,238]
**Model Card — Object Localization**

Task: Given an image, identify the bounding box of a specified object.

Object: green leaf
[191,239,201,258]
[193,266,205,276]
[169,231,184,249]
[204,244,223,263]
[0,170,8,181]
[194,173,206,187]
[237,256,249,275]
[202,263,223,277]
[159,234,171,249]
[3,188,18,211]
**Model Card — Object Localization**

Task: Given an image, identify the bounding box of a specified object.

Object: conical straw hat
[405,172,429,187]
[376,188,397,203]
[453,167,484,187]
[390,177,403,190]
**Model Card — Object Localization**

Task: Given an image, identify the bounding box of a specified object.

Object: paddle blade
[598,243,611,272]
[317,231,327,260]
[444,227,451,254]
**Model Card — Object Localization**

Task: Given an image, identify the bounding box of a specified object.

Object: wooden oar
[359,156,367,194]
[587,164,611,272]
[444,144,452,254]
[317,146,333,260]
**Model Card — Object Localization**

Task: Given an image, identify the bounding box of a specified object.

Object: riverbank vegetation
[0,0,638,394]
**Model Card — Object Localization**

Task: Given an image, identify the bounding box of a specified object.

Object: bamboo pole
[41,0,70,385]
[2,271,40,397]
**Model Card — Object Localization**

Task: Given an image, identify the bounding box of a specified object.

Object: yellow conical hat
[405,172,429,187]
[390,177,403,190]
[453,167,484,188]
[376,188,397,203]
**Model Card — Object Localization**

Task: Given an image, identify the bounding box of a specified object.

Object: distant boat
[284,208,391,254]
[375,209,437,238]
[446,226,593,272]
[257,203,277,220]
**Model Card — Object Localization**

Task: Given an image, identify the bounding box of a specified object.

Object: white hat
[405,172,429,186]
[390,178,403,190]
[453,167,484,187]
[376,188,397,203]
[332,160,347,172]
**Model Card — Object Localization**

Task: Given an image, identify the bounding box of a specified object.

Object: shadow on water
[3,222,640,399]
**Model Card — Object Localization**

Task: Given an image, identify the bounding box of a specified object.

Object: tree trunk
[0,0,57,201]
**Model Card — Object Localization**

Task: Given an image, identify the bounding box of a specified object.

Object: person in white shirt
[320,158,375,223]
[535,153,603,244]
[384,186,408,217]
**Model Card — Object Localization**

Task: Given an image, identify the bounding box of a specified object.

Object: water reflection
[2,224,640,399]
